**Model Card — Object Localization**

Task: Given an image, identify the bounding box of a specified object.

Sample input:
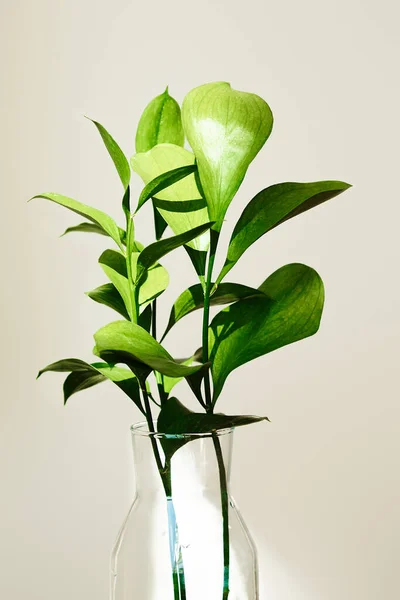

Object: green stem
[202,231,219,410]
[213,433,230,600]
[125,215,138,324]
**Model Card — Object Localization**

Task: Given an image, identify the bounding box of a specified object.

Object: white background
[1,0,399,598]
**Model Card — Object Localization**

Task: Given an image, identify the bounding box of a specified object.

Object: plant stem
[141,387,187,599]
[213,433,230,600]
[202,230,219,410]
[125,214,138,323]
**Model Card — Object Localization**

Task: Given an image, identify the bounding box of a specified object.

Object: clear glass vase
[111,423,258,600]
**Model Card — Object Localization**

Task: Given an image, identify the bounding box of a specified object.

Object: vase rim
[130,421,234,439]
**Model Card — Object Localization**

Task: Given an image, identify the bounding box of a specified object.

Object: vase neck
[131,427,234,497]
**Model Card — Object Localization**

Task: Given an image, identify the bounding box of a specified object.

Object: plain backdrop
[1,0,399,598]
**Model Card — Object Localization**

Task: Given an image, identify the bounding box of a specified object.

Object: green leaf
[162,349,203,395]
[162,282,266,341]
[92,362,143,413]
[99,249,135,321]
[87,118,131,189]
[63,370,106,403]
[98,249,169,317]
[86,283,130,320]
[135,222,214,284]
[157,397,268,460]
[135,163,197,212]
[37,358,143,410]
[152,202,168,240]
[137,262,169,306]
[38,358,94,376]
[31,193,123,249]
[62,222,109,237]
[135,87,184,153]
[216,180,352,284]
[138,304,152,333]
[181,82,273,231]
[93,320,205,378]
[158,397,268,434]
[209,263,325,402]
[131,144,210,252]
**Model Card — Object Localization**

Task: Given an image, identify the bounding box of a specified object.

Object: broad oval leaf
[131,144,210,252]
[135,222,214,283]
[93,320,205,378]
[135,87,184,153]
[181,82,273,231]
[161,282,266,341]
[31,193,123,249]
[135,164,197,212]
[209,263,325,402]
[87,118,130,190]
[216,180,352,284]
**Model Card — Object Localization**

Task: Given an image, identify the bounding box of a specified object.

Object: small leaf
[31,193,123,249]
[216,180,352,284]
[135,164,197,212]
[152,202,168,240]
[209,263,325,402]
[135,222,214,283]
[162,351,202,395]
[87,118,131,189]
[182,82,273,231]
[63,370,105,403]
[37,358,94,377]
[99,249,134,321]
[86,283,130,320]
[38,358,143,411]
[92,362,143,413]
[161,282,265,341]
[131,144,210,252]
[62,222,109,237]
[93,320,205,378]
[135,87,184,153]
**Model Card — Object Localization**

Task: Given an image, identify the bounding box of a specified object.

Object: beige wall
[1,0,399,598]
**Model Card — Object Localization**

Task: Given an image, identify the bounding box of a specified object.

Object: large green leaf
[135,87,184,153]
[161,282,266,341]
[87,118,131,189]
[131,144,210,252]
[93,320,205,378]
[37,358,143,410]
[181,82,273,231]
[86,283,130,320]
[31,193,123,249]
[216,180,352,284]
[157,397,268,459]
[135,222,214,284]
[209,263,325,402]
[135,164,197,212]
[158,397,268,434]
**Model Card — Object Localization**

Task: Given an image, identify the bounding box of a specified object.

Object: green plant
[33,82,351,599]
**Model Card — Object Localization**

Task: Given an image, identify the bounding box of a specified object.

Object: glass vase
[110,422,258,600]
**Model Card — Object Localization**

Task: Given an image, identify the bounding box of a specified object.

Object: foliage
[33,81,350,434]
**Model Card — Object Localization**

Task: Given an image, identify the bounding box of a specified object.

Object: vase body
[111,423,258,600]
